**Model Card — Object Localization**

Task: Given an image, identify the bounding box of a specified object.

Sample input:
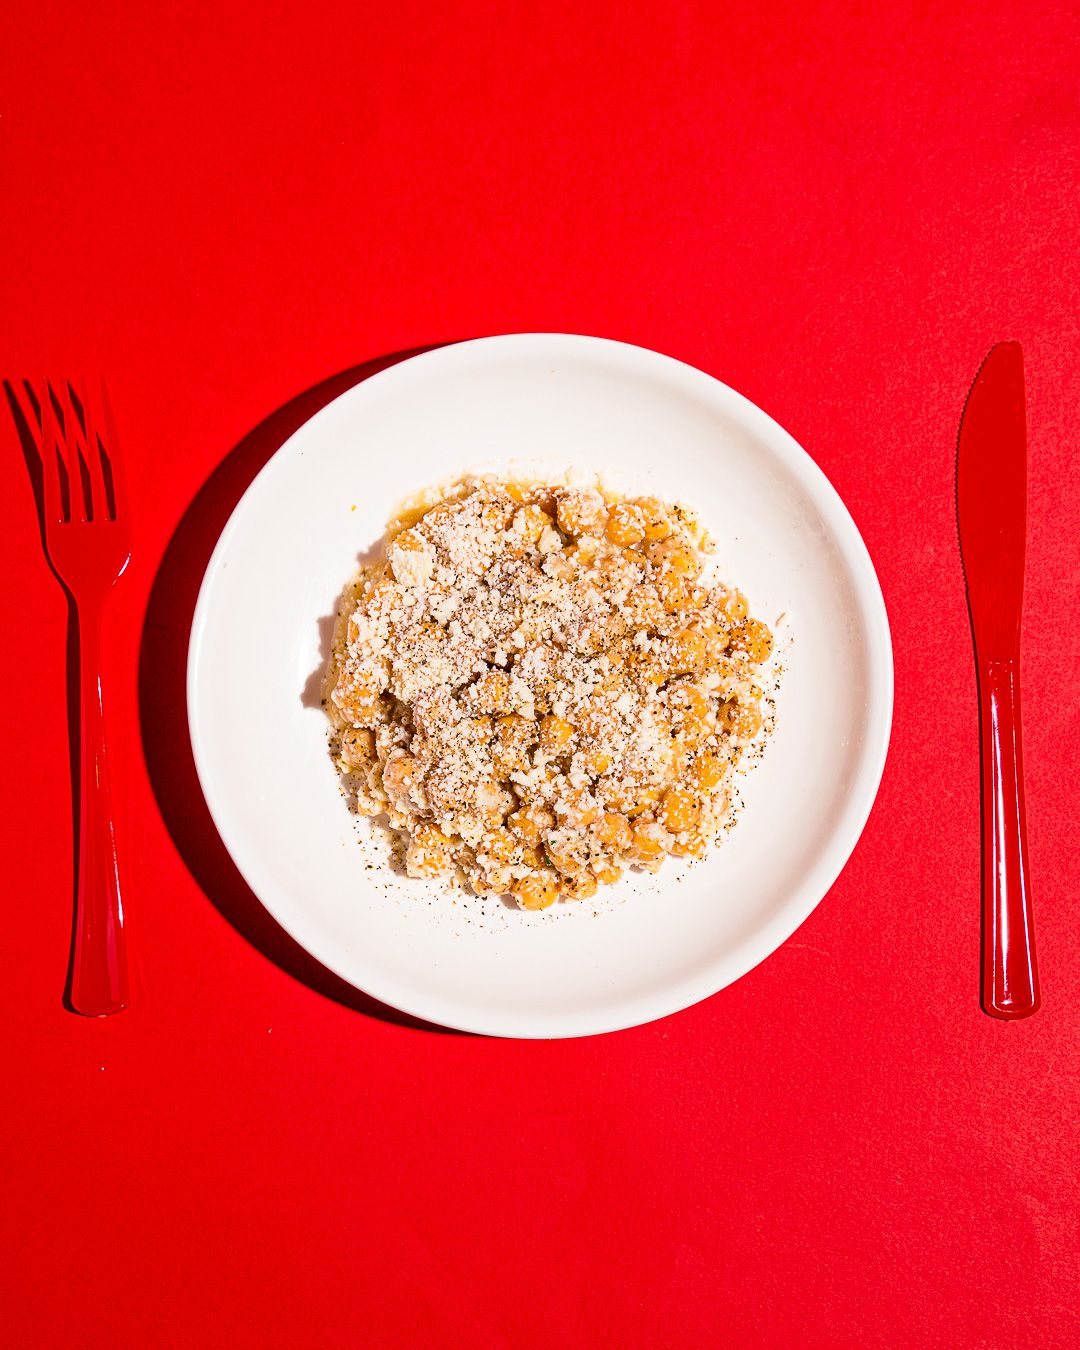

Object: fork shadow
[137,347,465,1034]
[4,380,85,1012]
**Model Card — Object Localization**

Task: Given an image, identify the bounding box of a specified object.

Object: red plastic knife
[957,342,1040,1019]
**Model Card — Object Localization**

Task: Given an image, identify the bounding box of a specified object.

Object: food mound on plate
[325,476,772,909]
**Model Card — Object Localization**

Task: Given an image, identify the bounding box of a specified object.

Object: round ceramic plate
[188,334,892,1037]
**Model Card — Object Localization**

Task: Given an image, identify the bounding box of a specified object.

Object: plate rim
[187,332,894,1038]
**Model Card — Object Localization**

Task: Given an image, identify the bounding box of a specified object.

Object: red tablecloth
[3,4,1079,1346]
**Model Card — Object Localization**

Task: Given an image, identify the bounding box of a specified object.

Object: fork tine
[95,377,128,521]
[48,379,87,522]
[73,378,111,522]
[60,379,92,522]
[39,381,66,524]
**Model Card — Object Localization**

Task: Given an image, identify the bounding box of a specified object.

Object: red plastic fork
[40,380,132,1015]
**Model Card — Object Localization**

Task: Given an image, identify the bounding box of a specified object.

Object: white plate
[188,335,892,1037]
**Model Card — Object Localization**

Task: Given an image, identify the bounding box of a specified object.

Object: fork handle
[70,592,130,1016]
[978,657,1039,1019]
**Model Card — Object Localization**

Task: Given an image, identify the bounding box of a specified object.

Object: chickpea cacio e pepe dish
[324,476,774,910]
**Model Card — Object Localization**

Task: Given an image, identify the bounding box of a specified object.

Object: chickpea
[605,502,647,546]
[472,870,512,896]
[539,714,574,754]
[729,617,773,665]
[514,873,560,910]
[678,714,710,748]
[669,629,707,675]
[671,833,707,859]
[556,489,605,537]
[479,495,516,533]
[692,753,727,790]
[493,716,536,775]
[508,806,554,847]
[673,548,702,579]
[668,684,709,721]
[360,576,398,612]
[626,590,664,630]
[481,829,518,864]
[392,526,425,553]
[720,699,764,740]
[466,716,493,743]
[563,872,599,902]
[339,727,375,769]
[578,699,614,740]
[492,747,525,779]
[358,695,392,730]
[657,572,690,614]
[629,818,667,863]
[530,487,559,518]
[582,745,613,777]
[492,747,526,779]
[545,836,586,876]
[594,811,632,854]
[421,496,464,529]
[382,754,418,801]
[528,763,562,801]
[571,535,602,568]
[386,523,423,556]
[598,551,636,583]
[627,649,666,688]
[423,768,461,815]
[497,714,538,750]
[699,621,731,656]
[705,656,739,698]
[512,503,555,547]
[633,496,672,542]
[476,781,513,824]
[659,787,700,834]
[625,786,661,818]
[603,781,655,816]
[471,669,511,714]
[405,839,451,879]
[332,667,387,727]
[556,787,599,827]
[387,527,435,585]
[647,537,701,578]
[414,823,452,849]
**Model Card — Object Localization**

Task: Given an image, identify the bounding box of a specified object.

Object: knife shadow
[137,346,469,1034]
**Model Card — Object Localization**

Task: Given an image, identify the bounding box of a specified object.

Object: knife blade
[956,341,1039,1019]
[957,341,1027,655]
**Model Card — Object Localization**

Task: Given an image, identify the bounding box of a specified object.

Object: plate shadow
[138,347,465,1033]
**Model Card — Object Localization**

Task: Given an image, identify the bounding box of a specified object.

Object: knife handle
[978,657,1039,1019]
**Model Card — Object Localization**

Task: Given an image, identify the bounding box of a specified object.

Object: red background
[2,3,1079,1346]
